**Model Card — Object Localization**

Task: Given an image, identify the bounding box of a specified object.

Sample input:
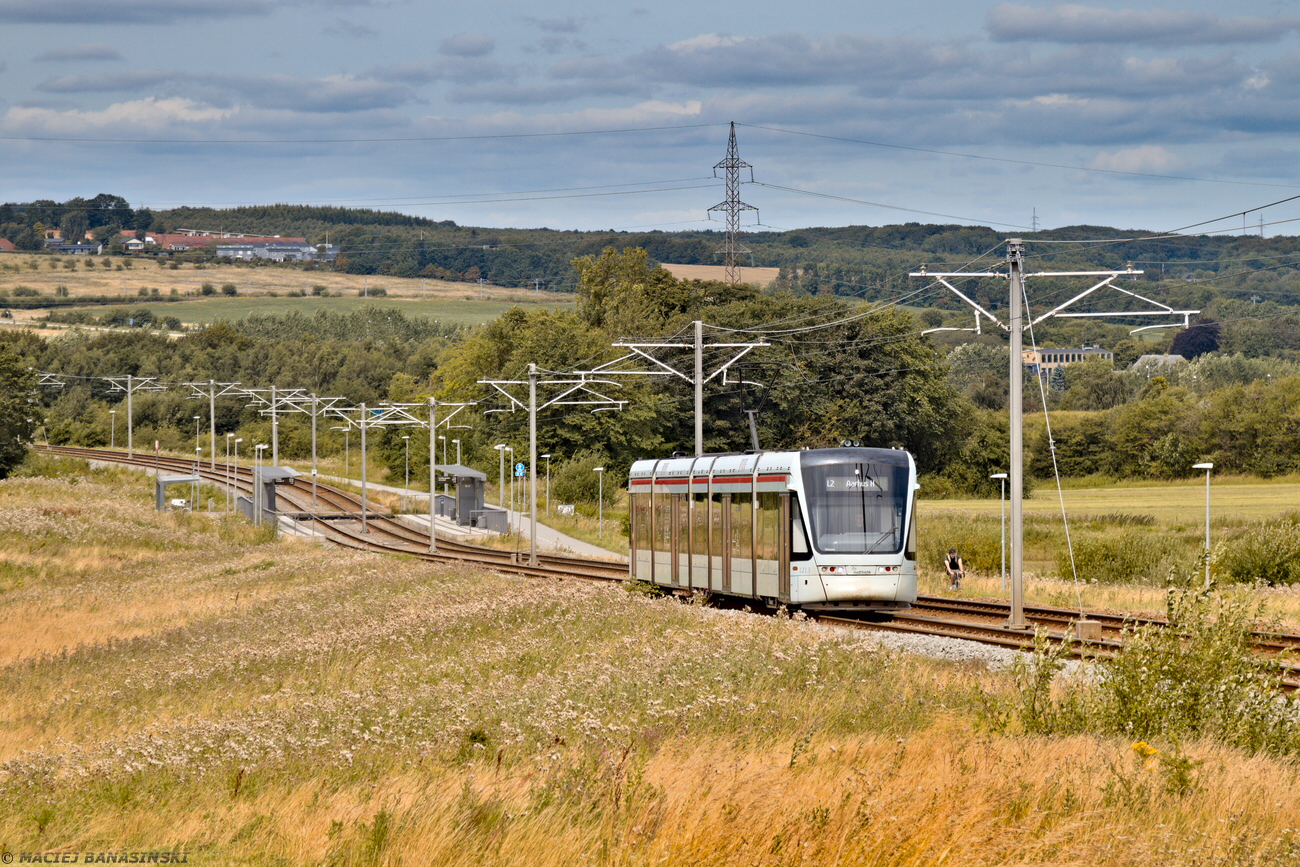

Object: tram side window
[692,493,710,557]
[731,492,753,560]
[790,493,812,561]
[675,495,690,557]
[755,492,780,561]
[653,492,672,553]
[633,493,651,552]
[711,493,726,556]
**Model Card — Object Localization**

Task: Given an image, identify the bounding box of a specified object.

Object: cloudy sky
[3,0,1300,236]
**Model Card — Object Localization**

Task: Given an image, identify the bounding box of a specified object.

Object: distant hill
[6,197,1300,309]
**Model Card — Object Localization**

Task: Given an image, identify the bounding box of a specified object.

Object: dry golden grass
[932,474,1300,524]
[0,253,488,301]
[4,457,1300,866]
[659,262,780,286]
[16,729,1300,866]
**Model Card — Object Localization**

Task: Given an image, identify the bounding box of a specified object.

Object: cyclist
[944,548,965,591]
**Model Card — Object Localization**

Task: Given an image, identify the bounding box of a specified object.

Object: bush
[1062,530,1189,585]
[221,283,237,296]
[1214,514,1300,585]
[994,579,1300,756]
[918,510,1003,574]
[550,450,616,505]
[200,283,216,296]
[311,285,327,296]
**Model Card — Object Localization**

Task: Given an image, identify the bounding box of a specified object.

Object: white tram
[628,447,919,610]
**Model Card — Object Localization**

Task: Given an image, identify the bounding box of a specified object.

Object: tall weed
[1062,530,1190,584]
[1215,514,1300,586]
[997,574,1300,756]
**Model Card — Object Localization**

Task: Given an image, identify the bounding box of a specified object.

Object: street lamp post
[541,453,551,515]
[1193,462,1214,588]
[494,444,507,510]
[506,446,515,533]
[990,472,1008,592]
[452,439,461,465]
[438,435,447,493]
[593,466,605,540]
[233,437,242,513]
[109,410,116,449]
[330,426,350,477]
[194,416,201,459]
[225,433,234,512]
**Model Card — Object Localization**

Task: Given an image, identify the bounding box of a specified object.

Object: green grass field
[926,475,1300,525]
[54,291,574,327]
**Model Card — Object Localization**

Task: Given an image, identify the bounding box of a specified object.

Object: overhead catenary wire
[738,122,1300,191]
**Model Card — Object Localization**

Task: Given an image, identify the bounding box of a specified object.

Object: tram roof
[628,447,910,479]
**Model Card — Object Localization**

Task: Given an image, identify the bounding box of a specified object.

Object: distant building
[131,232,308,252]
[1022,345,1114,378]
[216,242,339,263]
[0,239,15,252]
[1129,354,1187,375]
[54,243,103,255]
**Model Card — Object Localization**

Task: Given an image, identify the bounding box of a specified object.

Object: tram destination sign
[824,476,886,491]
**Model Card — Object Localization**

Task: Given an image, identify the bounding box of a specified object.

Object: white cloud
[2,97,233,134]
[323,18,378,38]
[34,43,124,62]
[1090,145,1184,174]
[36,70,175,93]
[528,16,583,34]
[439,33,495,57]
[666,33,748,52]
[987,3,1300,46]
[0,0,272,24]
[211,74,415,113]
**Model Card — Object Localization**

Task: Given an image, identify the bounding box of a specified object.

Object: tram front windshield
[800,454,910,555]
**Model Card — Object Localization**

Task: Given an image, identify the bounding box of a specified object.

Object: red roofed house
[0,239,15,252]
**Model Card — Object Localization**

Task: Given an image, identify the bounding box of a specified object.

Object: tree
[573,246,696,334]
[0,345,37,478]
[1170,316,1221,359]
[60,209,89,245]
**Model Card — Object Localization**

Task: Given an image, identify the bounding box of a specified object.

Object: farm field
[3,455,1300,866]
[0,253,575,328]
[659,262,780,285]
[927,475,1300,524]
[0,253,485,299]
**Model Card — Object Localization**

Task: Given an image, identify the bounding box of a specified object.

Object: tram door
[691,492,710,590]
[669,493,681,586]
[674,494,690,586]
[720,494,732,592]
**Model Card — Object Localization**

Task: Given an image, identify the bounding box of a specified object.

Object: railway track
[33,446,1300,685]
[36,445,627,583]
